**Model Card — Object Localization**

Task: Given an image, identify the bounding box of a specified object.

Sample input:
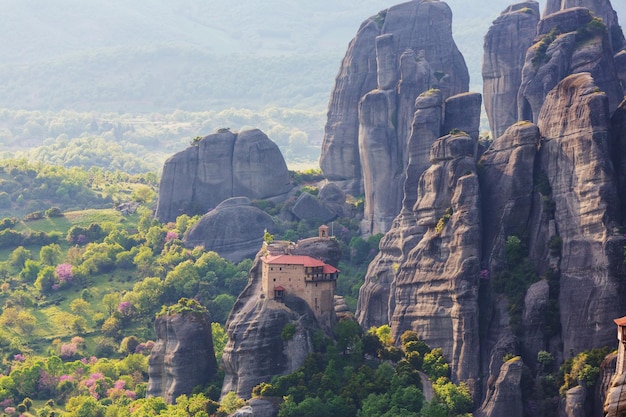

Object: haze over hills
[1,0,625,172]
[3,0,624,113]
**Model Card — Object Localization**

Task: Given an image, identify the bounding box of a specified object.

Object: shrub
[281,323,297,341]
[45,207,63,218]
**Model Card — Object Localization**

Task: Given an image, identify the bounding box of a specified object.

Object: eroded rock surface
[475,358,524,417]
[518,7,624,123]
[147,310,217,404]
[482,2,540,139]
[156,129,292,223]
[183,197,275,263]
[320,0,468,203]
[538,73,623,354]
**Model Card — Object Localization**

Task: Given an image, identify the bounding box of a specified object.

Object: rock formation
[475,358,524,417]
[518,7,624,123]
[537,73,623,355]
[147,301,218,404]
[156,129,292,223]
[357,90,482,331]
[183,197,275,264]
[390,132,481,393]
[482,2,540,139]
[355,0,626,410]
[320,0,469,234]
[544,0,626,54]
[221,237,341,399]
[291,192,336,223]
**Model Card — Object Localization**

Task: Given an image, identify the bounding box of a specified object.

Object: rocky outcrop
[147,307,217,404]
[518,7,624,123]
[183,197,275,264]
[479,121,540,271]
[604,370,626,417]
[482,2,540,139]
[221,238,341,399]
[320,0,469,201]
[537,73,623,355]
[475,358,524,417]
[390,132,481,393]
[291,192,337,223]
[356,88,482,328]
[156,129,292,223]
[544,0,626,53]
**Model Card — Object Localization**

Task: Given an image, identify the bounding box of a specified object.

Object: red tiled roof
[274,286,285,291]
[615,317,626,326]
[263,254,339,273]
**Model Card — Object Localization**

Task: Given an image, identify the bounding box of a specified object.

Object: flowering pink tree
[165,231,179,243]
[117,301,134,318]
[55,263,73,285]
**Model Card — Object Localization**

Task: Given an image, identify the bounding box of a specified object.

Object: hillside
[3,0,624,113]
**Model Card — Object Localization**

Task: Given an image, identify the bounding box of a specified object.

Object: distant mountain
[0,0,624,113]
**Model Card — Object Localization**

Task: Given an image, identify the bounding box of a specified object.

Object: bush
[281,323,297,341]
[45,207,63,217]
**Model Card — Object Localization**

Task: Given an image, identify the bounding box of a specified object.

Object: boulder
[482,2,540,139]
[156,129,292,223]
[183,197,275,263]
[291,192,336,223]
[147,309,217,404]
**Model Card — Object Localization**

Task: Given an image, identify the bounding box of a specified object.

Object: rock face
[544,0,626,53]
[475,358,524,417]
[320,0,469,234]
[518,7,624,123]
[355,0,626,411]
[537,73,623,355]
[356,90,481,330]
[482,2,540,139]
[221,237,341,399]
[391,132,481,392]
[147,310,217,404]
[183,197,275,264]
[156,129,292,223]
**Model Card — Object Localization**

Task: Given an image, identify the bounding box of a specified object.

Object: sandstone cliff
[518,7,624,123]
[156,129,292,223]
[320,0,469,234]
[356,90,482,330]
[147,302,218,404]
[475,357,524,417]
[355,0,626,411]
[221,237,341,399]
[482,2,540,139]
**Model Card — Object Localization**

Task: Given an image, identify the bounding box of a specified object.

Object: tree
[103,293,122,317]
[9,246,31,269]
[70,298,90,315]
[19,259,41,283]
[40,243,62,266]
[219,391,245,415]
[35,266,57,293]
